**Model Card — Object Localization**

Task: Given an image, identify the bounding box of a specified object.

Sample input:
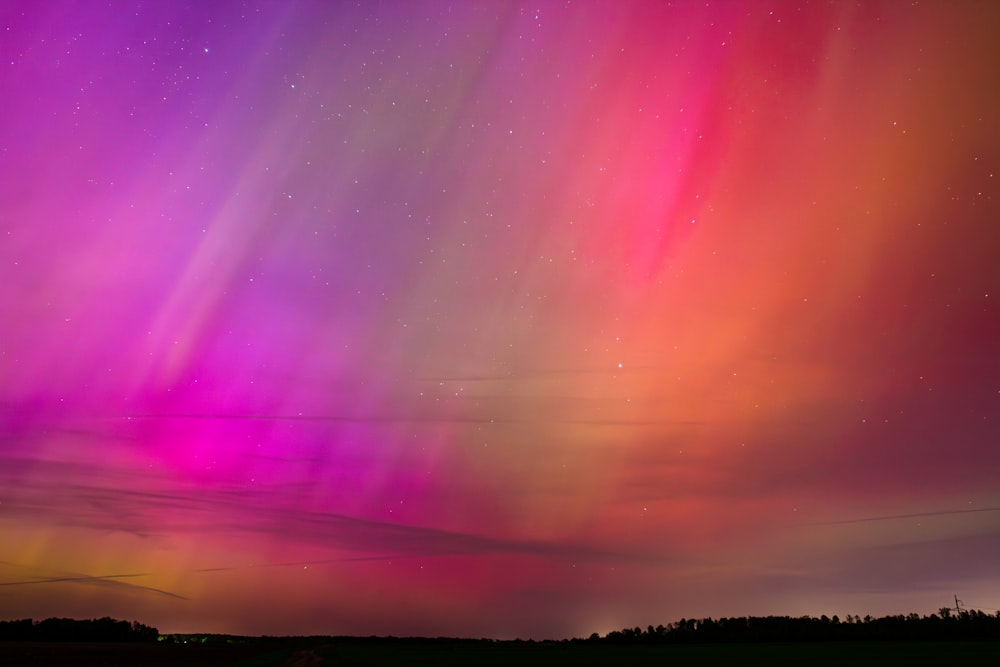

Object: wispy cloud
[0,446,648,566]
[808,507,1000,526]
[0,570,186,600]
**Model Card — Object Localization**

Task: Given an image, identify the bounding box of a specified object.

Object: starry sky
[2,0,999,640]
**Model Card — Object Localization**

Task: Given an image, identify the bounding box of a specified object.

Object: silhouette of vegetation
[587,609,1000,644]
[1,611,998,666]
[1,610,998,646]
[0,617,158,642]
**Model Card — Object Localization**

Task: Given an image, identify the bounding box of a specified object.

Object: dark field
[0,641,296,666]
[2,640,999,666]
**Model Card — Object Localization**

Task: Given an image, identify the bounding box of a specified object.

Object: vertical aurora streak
[1,1,999,638]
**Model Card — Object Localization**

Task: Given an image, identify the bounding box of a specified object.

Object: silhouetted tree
[588,609,1000,644]
[0,617,158,642]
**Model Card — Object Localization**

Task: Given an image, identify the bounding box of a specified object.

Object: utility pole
[954,594,963,616]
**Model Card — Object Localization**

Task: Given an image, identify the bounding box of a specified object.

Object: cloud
[0,570,186,600]
[808,507,1000,526]
[0,444,648,566]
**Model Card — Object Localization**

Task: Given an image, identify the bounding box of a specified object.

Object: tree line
[2,610,997,644]
[0,617,158,642]
[588,609,1000,643]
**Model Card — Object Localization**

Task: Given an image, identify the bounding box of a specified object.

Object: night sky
[2,0,999,639]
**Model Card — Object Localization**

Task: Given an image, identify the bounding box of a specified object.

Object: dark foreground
[2,640,999,666]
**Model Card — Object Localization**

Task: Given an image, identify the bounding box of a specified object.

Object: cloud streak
[0,570,186,600]
[808,507,1000,527]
